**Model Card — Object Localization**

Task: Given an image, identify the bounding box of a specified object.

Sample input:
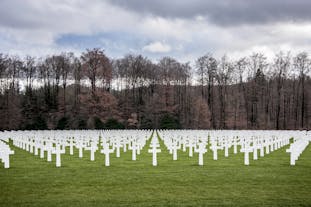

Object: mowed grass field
[1,133,311,207]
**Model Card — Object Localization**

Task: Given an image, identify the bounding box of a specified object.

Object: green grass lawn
[1,132,311,207]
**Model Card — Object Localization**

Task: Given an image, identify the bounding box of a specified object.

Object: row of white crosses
[159,130,208,165]
[286,134,310,165]
[1,129,309,168]
[211,131,292,165]
[209,131,293,165]
[3,130,138,167]
[9,131,68,167]
[8,130,151,167]
[0,139,14,168]
[102,130,150,165]
[158,130,300,166]
[1,129,151,168]
[239,132,292,165]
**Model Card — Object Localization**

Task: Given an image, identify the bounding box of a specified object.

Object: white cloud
[0,0,141,56]
[0,0,310,61]
[143,41,171,53]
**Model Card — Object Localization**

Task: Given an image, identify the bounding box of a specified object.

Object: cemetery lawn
[1,133,311,207]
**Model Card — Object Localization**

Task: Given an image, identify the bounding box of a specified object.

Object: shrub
[159,114,181,129]
[94,117,105,129]
[105,118,125,129]
[56,117,69,130]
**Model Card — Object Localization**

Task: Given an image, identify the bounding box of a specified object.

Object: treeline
[0,49,310,130]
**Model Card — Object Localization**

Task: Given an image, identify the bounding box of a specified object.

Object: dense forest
[0,49,310,130]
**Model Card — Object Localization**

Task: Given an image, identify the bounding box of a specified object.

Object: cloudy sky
[0,0,311,62]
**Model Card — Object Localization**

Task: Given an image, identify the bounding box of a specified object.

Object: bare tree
[73,56,82,114]
[294,52,311,128]
[216,55,234,129]
[81,48,111,98]
[195,54,217,128]
[272,52,291,129]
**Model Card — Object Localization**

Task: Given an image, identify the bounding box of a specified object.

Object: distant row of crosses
[0,130,309,169]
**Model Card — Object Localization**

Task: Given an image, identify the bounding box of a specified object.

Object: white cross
[171,140,180,161]
[136,141,141,155]
[265,139,271,154]
[233,137,238,154]
[46,141,53,162]
[52,144,65,167]
[129,139,138,161]
[0,142,14,168]
[252,140,259,160]
[188,140,195,157]
[123,139,127,153]
[286,147,296,165]
[85,140,98,161]
[223,139,231,157]
[259,140,265,157]
[69,138,75,155]
[148,142,161,166]
[182,137,187,152]
[34,140,39,156]
[210,143,222,160]
[240,142,253,165]
[100,142,114,166]
[114,139,122,158]
[28,138,34,153]
[39,141,46,159]
[76,140,85,158]
[195,142,207,166]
